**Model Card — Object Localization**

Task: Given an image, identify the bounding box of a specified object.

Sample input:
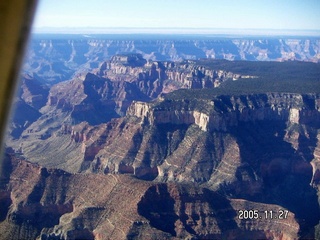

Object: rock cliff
[5,51,320,238]
[0,153,300,239]
[6,74,49,139]
[9,92,320,237]
[100,56,245,93]
[127,93,320,132]
[24,35,320,84]
[7,54,258,150]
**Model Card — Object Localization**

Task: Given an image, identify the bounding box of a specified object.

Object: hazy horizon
[32,27,320,37]
[32,0,320,35]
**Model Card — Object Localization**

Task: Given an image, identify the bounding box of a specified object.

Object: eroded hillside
[2,53,320,238]
[0,154,300,239]
[24,35,320,84]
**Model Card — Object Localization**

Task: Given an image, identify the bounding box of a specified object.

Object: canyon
[23,34,320,84]
[2,34,320,239]
[0,153,301,239]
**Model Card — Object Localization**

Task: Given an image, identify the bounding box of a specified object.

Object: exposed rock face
[6,49,320,238]
[14,93,320,182]
[127,93,320,132]
[9,93,320,237]
[23,36,320,84]
[110,53,147,67]
[11,55,319,150]
[7,98,42,140]
[6,75,49,139]
[311,131,320,186]
[100,56,245,94]
[19,74,49,110]
[7,54,255,152]
[127,101,211,131]
[16,54,246,139]
[45,72,150,121]
[0,154,300,239]
[137,184,300,240]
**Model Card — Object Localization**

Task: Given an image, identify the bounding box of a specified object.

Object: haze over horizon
[32,0,320,35]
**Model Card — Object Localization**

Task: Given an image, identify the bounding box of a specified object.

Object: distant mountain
[23,34,320,84]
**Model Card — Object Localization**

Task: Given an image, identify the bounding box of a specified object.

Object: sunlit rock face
[23,36,320,84]
[11,93,320,183]
[8,92,319,238]
[0,154,300,240]
[5,44,320,239]
[100,56,244,92]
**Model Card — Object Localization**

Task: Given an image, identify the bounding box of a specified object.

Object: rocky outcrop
[19,74,49,110]
[14,94,320,183]
[53,93,320,237]
[110,53,147,67]
[127,101,211,131]
[12,55,319,146]
[100,55,252,95]
[24,37,320,86]
[9,54,259,146]
[7,98,42,140]
[42,53,244,129]
[43,72,151,123]
[127,93,320,132]
[5,74,49,139]
[11,92,320,237]
[0,154,300,240]
[138,184,300,239]
[7,48,320,238]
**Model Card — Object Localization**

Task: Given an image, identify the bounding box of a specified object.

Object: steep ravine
[0,154,300,239]
[9,93,320,237]
[16,93,320,182]
[3,36,320,238]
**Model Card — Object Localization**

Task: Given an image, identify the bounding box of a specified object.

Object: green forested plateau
[165,60,320,101]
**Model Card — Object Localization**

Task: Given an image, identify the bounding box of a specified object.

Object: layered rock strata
[100,55,246,92]
[24,37,320,86]
[127,93,320,132]
[15,93,320,182]
[0,154,300,240]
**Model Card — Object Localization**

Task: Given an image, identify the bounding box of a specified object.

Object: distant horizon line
[31,27,320,36]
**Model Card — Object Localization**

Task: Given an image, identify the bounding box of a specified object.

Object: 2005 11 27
[238,209,289,220]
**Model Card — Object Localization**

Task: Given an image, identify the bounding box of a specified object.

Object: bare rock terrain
[23,35,320,84]
[7,92,320,238]
[0,154,300,239]
[3,48,320,238]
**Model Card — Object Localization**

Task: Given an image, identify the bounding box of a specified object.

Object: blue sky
[32,0,320,34]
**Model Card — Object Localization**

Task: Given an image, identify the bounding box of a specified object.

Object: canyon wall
[127,93,320,132]
[0,154,300,239]
[5,46,320,238]
[23,35,320,84]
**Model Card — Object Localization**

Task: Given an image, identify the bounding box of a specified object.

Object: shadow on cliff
[137,184,179,236]
[0,156,74,239]
[14,168,74,230]
[121,123,189,181]
[0,149,14,222]
[230,120,320,237]
[137,183,239,238]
